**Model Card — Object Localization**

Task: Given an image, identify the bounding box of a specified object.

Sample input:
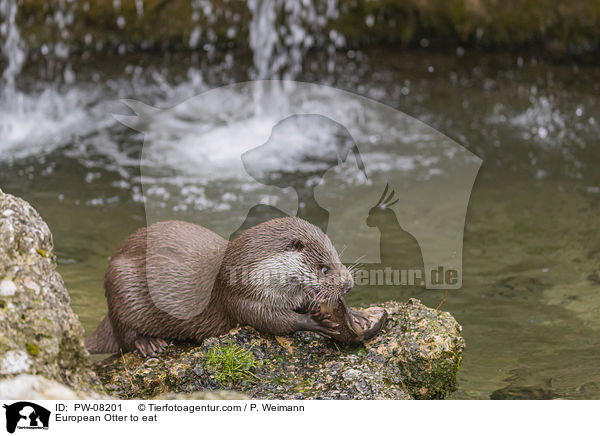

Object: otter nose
[342,279,353,294]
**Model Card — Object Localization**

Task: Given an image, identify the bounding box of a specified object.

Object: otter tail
[85,315,120,354]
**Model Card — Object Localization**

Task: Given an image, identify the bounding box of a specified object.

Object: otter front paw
[306,310,341,338]
[134,337,169,357]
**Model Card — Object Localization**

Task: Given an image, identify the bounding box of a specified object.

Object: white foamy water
[0,0,104,159]
[0,87,111,158]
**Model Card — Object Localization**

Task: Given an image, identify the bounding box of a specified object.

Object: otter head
[225,217,353,310]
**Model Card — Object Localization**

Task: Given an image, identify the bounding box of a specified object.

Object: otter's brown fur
[86,217,353,356]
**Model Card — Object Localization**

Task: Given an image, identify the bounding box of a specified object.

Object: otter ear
[289,239,305,251]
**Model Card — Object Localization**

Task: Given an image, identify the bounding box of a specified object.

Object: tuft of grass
[205,341,260,387]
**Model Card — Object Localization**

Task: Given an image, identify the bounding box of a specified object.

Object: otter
[86,217,358,357]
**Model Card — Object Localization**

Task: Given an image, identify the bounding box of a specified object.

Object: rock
[0,375,109,400]
[0,280,17,296]
[0,189,102,393]
[95,299,464,399]
[157,391,249,400]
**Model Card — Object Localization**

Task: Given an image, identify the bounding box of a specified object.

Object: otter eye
[290,239,304,251]
[321,266,330,275]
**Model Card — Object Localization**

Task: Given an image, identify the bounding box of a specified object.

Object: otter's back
[111,220,228,322]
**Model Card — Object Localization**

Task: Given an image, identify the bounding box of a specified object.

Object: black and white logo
[2,402,50,434]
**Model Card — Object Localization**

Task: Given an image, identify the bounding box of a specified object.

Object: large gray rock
[0,375,108,400]
[95,299,465,400]
[0,189,101,394]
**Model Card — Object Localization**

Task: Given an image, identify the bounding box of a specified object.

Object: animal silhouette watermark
[2,402,50,433]
[116,80,481,319]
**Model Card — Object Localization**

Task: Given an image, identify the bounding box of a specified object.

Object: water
[0,0,24,99]
[248,0,339,79]
[1,2,600,399]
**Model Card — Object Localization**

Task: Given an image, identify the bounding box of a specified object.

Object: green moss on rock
[25,343,40,357]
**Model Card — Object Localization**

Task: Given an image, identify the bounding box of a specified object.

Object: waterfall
[0,0,89,154]
[248,0,339,80]
[0,0,342,153]
[0,0,77,104]
[0,0,341,91]
[0,0,25,102]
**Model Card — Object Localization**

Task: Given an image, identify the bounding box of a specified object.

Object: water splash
[0,0,90,155]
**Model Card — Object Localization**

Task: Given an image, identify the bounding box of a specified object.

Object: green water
[1,50,599,399]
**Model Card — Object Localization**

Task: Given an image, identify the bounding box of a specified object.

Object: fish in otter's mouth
[296,289,341,314]
[295,288,389,345]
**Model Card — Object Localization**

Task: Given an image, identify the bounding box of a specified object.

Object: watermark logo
[2,402,50,433]
[115,80,481,319]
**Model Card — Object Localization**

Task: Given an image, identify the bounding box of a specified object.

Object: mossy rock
[0,189,102,394]
[94,299,464,400]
